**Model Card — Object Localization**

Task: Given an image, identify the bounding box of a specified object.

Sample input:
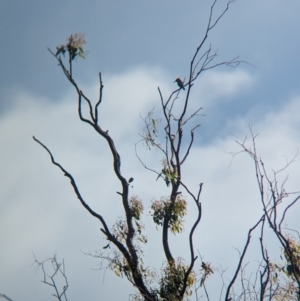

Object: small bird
[174,78,185,90]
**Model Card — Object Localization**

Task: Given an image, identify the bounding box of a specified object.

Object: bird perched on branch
[174,78,185,90]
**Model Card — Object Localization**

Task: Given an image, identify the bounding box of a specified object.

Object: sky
[1,0,300,300]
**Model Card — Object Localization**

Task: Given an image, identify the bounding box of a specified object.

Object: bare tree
[32,255,69,301]
[34,2,242,300]
[2,1,299,301]
[227,129,300,301]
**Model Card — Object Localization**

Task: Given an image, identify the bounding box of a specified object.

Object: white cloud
[0,67,299,301]
[193,69,255,109]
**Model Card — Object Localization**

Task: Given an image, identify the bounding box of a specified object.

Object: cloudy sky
[1,0,300,300]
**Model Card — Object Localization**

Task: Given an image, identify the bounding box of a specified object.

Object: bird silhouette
[174,78,185,90]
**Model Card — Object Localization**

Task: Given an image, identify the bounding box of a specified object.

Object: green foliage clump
[270,236,300,301]
[151,195,187,234]
[159,259,196,301]
[55,33,86,60]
